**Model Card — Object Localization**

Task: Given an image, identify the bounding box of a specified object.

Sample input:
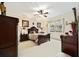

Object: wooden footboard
[38,34,50,45]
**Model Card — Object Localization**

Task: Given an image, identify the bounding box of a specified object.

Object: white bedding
[18,39,70,57]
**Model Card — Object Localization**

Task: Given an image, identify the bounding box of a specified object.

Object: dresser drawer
[0,45,17,57]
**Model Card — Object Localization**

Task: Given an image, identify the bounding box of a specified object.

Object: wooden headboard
[28,26,38,34]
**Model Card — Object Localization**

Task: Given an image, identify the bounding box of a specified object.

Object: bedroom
[0,2,79,57]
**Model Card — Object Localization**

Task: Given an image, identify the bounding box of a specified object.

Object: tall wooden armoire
[0,15,18,57]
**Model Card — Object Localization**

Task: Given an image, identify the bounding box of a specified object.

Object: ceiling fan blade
[40,10,43,14]
[37,10,43,14]
[44,12,48,14]
[43,15,47,17]
[37,11,40,13]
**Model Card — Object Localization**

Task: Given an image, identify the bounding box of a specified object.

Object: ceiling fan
[37,10,48,17]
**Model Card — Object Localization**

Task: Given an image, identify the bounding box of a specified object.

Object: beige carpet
[18,40,37,49]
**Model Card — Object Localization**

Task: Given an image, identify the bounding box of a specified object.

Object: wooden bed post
[72,8,78,56]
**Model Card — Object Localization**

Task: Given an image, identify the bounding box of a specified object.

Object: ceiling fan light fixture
[35,9,49,17]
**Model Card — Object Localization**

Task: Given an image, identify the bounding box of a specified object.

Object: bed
[18,39,70,57]
[20,26,50,45]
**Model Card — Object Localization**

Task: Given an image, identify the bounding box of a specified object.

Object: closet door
[0,15,18,57]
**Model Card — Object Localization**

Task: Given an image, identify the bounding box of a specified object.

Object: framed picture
[22,20,29,27]
[37,22,41,28]
[50,19,64,32]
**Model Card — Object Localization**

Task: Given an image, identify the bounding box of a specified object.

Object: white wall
[48,10,76,40]
[18,15,48,32]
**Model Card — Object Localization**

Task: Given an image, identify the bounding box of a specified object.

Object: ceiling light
[37,10,48,17]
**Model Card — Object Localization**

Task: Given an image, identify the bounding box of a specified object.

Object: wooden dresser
[60,35,78,57]
[60,22,78,57]
[0,15,18,57]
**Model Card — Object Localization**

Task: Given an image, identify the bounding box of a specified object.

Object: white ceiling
[5,2,79,18]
